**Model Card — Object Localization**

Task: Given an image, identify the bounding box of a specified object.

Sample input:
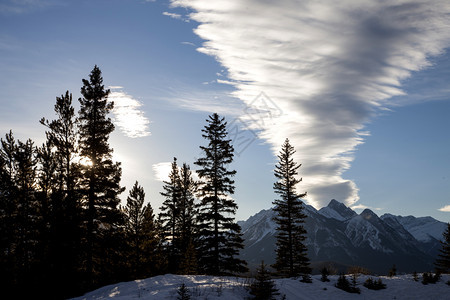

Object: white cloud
[152,162,172,182]
[172,0,450,209]
[109,88,151,138]
[163,11,189,22]
[163,87,245,116]
[438,205,450,212]
[351,204,381,211]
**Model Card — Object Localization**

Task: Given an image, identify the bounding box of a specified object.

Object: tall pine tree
[159,157,182,273]
[40,90,82,297]
[0,131,18,288]
[435,222,450,273]
[272,138,310,277]
[123,181,158,279]
[78,65,125,289]
[178,162,198,272]
[194,113,247,275]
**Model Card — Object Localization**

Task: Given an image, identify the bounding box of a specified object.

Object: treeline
[0,66,248,299]
[0,66,315,299]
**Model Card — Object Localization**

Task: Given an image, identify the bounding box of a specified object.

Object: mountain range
[237,199,447,274]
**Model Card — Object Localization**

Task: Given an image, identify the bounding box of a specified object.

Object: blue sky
[0,0,449,222]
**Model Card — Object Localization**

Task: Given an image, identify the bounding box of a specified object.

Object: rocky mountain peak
[318,199,357,221]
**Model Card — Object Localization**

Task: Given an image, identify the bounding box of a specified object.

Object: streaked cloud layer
[172,0,450,209]
[110,88,151,138]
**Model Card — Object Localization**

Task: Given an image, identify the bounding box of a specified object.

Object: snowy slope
[72,273,450,300]
[381,214,447,242]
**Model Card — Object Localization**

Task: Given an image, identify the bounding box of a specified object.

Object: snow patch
[72,273,450,300]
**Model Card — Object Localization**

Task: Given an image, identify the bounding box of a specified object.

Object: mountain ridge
[238,199,447,274]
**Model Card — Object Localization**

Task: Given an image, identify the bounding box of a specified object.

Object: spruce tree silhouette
[272,138,311,277]
[194,113,247,275]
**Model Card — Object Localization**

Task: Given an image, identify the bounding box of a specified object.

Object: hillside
[72,273,450,300]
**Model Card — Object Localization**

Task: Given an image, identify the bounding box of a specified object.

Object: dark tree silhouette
[14,138,39,280]
[0,131,18,286]
[194,113,247,275]
[78,65,125,288]
[435,223,450,274]
[272,138,310,277]
[123,181,157,278]
[159,157,181,273]
[177,162,198,272]
[249,261,279,300]
[177,282,191,300]
[40,90,83,297]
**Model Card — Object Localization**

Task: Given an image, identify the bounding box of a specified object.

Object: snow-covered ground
[72,273,450,300]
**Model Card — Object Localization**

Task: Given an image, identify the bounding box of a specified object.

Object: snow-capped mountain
[318,199,357,221]
[238,199,447,274]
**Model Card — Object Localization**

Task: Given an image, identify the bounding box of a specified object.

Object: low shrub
[363,277,386,290]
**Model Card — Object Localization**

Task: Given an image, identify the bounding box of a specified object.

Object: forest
[0,66,308,299]
[1,66,449,300]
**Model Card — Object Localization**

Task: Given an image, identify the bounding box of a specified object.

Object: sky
[0,0,449,223]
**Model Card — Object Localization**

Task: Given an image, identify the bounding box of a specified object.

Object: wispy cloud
[163,87,246,116]
[163,11,189,22]
[351,204,382,211]
[438,205,450,212]
[181,41,196,47]
[0,0,62,14]
[172,0,450,209]
[109,88,151,138]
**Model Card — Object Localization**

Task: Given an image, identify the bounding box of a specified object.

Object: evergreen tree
[14,139,38,272]
[123,181,157,278]
[435,222,450,274]
[335,273,360,294]
[194,113,247,275]
[320,267,330,282]
[0,132,48,296]
[159,157,181,273]
[159,160,198,274]
[272,138,310,277]
[0,131,18,287]
[177,282,191,300]
[249,261,279,300]
[388,264,397,277]
[13,138,42,295]
[177,162,198,271]
[140,202,159,275]
[78,65,125,289]
[179,238,198,275]
[40,90,83,297]
[363,277,386,290]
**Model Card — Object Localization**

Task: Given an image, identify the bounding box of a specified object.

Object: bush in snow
[177,283,191,300]
[363,277,386,290]
[389,264,397,277]
[300,274,313,283]
[320,267,330,282]
[249,261,280,300]
[335,274,360,294]
[422,272,440,285]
